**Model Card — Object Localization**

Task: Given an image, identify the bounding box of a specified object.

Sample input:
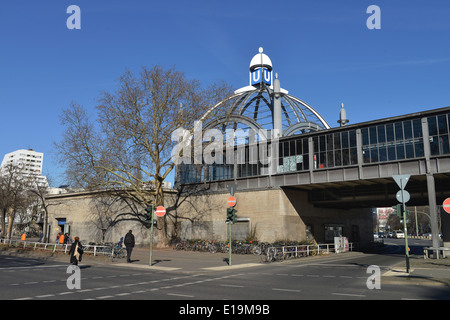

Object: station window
[311,130,357,169]
[362,119,424,164]
[278,137,309,173]
[428,114,450,156]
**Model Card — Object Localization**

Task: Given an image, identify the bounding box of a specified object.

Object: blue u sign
[251,67,272,86]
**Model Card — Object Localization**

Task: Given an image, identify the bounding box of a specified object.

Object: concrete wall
[46,191,164,246]
[46,187,373,249]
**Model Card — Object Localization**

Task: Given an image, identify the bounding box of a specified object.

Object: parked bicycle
[171,238,347,263]
[263,247,284,263]
[112,245,126,258]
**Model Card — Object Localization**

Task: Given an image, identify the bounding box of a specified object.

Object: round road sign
[443,198,450,214]
[155,206,166,217]
[396,190,410,203]
[227,196,237,207]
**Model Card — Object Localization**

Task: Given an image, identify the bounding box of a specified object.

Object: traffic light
[392,204,402,218]
[226,207,233,222]
[391,204,409,219]
[226,207,238,224]
[145,205,154,222]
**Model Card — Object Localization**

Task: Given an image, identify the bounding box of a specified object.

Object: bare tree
[27,174,52,242]
[0,164,31,239]
[55,65,232,243]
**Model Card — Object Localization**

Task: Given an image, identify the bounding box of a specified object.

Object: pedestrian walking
[59,233,65,244]
[68,236,83,266]
[124,230,135,263]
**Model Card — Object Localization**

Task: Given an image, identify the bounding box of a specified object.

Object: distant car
[423,233,443,240]
[394,230,405,239]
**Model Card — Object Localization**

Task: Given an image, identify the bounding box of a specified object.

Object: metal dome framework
[198,47,330,143]
[201,84,330,141]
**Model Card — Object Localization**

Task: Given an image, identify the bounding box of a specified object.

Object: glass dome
[200,48,330,142]
[202,85,330,139]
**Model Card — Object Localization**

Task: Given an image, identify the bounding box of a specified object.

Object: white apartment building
[1,149,48,187]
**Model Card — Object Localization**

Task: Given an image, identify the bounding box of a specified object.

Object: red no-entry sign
[155,206,166,217]
[443,198,450,214]
[227,196,237,207]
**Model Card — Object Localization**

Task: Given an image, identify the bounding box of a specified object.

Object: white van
[394,230,405,239]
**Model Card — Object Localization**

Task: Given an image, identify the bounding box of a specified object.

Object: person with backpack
[124,230,135,263]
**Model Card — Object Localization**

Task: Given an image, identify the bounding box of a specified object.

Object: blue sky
[1,1,449,187]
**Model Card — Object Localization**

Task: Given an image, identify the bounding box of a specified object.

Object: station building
[46,49,450,250]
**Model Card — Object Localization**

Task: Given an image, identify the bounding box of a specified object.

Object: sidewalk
[382,256,450,286]
[111,247,265,273]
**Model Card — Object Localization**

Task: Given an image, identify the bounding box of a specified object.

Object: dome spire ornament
[338,103,349,126]
[248,47,273,87]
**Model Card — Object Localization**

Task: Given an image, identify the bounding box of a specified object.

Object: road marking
[167,293,195,298]
[202,263,262,271]
[78,289,93,293]
[116,292,132,296]
[113,263,181,271]
[220,284,244,288]
[0,264,67,270]
[272,288,301,293]
[332,293,365,297]
[36,294,55,298]
[10,271,242,300]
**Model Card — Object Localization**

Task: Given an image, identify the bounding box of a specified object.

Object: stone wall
[46,187,373,249]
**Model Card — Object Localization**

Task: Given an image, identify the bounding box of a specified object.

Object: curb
[382,268,450,287]
[381,276,450,287]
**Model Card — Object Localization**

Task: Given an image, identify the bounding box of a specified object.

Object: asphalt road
[1,241,449,305]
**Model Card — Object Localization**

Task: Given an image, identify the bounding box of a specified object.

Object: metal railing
[262,243,353,262]
[0,239,117,257]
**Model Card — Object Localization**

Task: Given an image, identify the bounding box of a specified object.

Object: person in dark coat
[68,236,83,265]
[124,230,135,263]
